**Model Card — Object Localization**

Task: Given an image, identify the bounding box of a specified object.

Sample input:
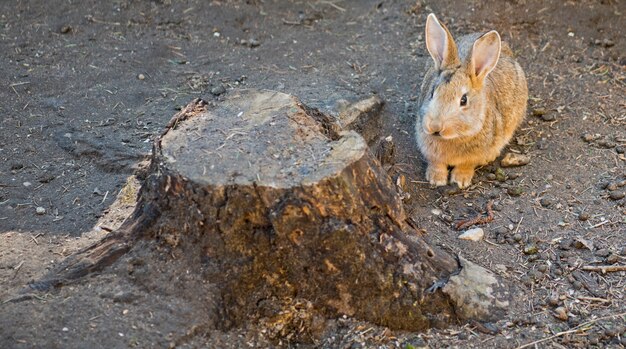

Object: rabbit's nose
[426,121,443,135]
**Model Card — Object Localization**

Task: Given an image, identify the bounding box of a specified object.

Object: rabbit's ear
[425,14,459,69]
[471,31,501,83]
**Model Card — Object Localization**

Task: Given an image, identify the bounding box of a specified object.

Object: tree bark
[29,89,509,332]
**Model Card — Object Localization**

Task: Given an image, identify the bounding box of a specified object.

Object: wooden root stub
[28,89,511,333]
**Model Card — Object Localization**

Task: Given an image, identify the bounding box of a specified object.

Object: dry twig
[12,260,25,279]
[582,265,626,273]
[455,200,495,230]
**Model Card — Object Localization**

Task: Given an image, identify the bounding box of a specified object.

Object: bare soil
[1,0,624,348]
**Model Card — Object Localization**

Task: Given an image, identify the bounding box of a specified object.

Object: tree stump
[29,89,510,333]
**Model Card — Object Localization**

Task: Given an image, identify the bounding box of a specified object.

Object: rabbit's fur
[416,14,528,188]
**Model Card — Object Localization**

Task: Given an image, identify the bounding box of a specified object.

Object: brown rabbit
[416,14,528,188]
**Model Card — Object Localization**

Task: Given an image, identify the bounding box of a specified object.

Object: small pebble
[536,139,549,150]
[137,73,145,80]
[60,25,72,34]
[559,238,573,250]
[581,133,598,142]
[441,214,453,223]
[248,38,260,47]
[240,38,260,47]
[36,207,46,215]
[494,264,507,273]
[524,244,538,255]
[553,307,568,321]
[501,153,531,167]
[597,139,616,149]
[445,187,460,196]
[495,226,508,235]
[574,237,593,250]
[609,191,625,200]
[112,291,137,303]
[458,227,484,242]
[567,257,579,267]
[537,264,548,273]
[578,212,590,221]
[567,317,580,328]
[606,254,618,264]
[532,108,547,117]
[541,113,556,122]
[572,280,583,290]
[507,186,523,197]
[210,84,226,96]
[62,327,69,332]
[486,173,496,181]
[540,197,554,208]
[23,181,32,187]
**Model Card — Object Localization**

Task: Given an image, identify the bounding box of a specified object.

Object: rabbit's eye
[460,94,468,106]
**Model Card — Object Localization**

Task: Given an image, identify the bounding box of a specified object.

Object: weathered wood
[29,89,511,334]
[337,95,384,146]
[145,90,461,330]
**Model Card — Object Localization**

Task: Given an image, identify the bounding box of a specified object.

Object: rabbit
[415,14,528,189]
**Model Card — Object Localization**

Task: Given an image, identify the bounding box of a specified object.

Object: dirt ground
[1,0,624,348]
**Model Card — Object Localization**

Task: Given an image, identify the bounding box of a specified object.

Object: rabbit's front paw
[426,164,448,187]
[451,166,475,189]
